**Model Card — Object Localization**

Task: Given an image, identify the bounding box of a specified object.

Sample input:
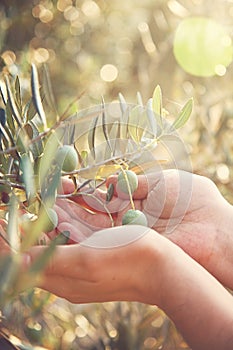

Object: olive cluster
[42,145,79,233]
[117,170,148,227]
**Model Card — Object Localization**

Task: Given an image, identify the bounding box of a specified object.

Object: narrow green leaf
[28,238,57,274]
[15,76,22,113]
[128,105,145,144]
[88,114,99,159]
[24,98,37,122]
[42,64,58,120]
[39,128,64,198]
[101,97,112,154]
[7,194,19,252]
[80,150,88,167]
[0,153,7,170]
[63,121,75,145]
[43,64,59,124]
[172,98,193,129]
[146,98,157,137]
[53,230,70,245]
[137,91,143,106]
[29,120,43,158]
[41,164,61,208]
[107,121,119,157]
[0,106,16,151]
[0,255,17,304]
[19,153,35,204]
[120,107,129,140]
[0,81,7,105]
[4,75,22,127]
[16,126,30,153]
[0,121,13,147]
[1,134,9,150]
[118,92,127,114]
[106,183,114,203]
[5,99,15,135]
[152,85,163,126]
[31,64,47,129]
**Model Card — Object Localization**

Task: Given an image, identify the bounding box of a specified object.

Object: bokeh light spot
[173,17,233,76]
[64,6,80,21]
[57,0,72,12]
[100,64,118,82]
[215,64,226,76]
[82,0,100,18]
[33,48,50,63]
[1,50,16,65]
[33,5,53,23]
[216,163,230,183]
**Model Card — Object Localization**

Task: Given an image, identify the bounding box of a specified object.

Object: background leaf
[15,76,22,114]
[172,98,193,129]
[152,85,163,126]
[19,153,35,204]
[31,64,47,130]
[4,76,22,128]
[87,114,99,160]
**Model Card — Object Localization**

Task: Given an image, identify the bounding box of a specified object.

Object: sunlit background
[0,0,233,349]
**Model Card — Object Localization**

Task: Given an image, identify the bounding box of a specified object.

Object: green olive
[56,145,78,172]
[0,183,11,204]
[117,170,138,195]
[1,192,10,204]
[122,209,148,226]
[43,208,58,233]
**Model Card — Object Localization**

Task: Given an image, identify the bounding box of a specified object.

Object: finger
[77,187,131,215]
[49,202,93,242]
[54,202,73,223]
[59,178,133,214]
[56,197,113,230]
[58,177,75,194]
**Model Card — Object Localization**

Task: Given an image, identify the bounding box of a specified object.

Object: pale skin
[1,170,233,349]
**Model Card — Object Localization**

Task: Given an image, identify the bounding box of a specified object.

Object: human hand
[26,226,166,304]
[42,170,233,289]
[24,174,233,350]
[26,223,233,350]
[48,174,148,244]
[106,170,233,289]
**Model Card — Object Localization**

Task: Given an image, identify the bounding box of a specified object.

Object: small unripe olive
[56,145,78,172]
[43,208,58,233]
[117,170,138,195]
[0,184,11,204]
[1,192,10,204]
[122,209,148,226]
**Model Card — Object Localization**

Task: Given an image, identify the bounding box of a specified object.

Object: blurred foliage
[0,0,233,349]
